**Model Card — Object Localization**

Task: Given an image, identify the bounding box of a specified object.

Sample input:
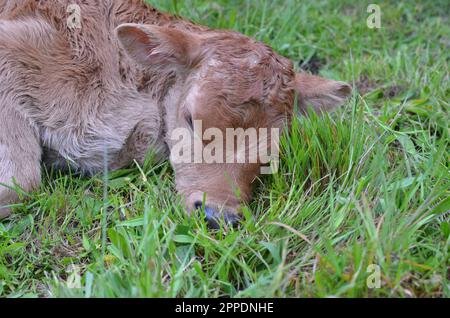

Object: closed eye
[186,114,193,129]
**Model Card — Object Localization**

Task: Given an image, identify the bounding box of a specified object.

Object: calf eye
[186,115,193,129]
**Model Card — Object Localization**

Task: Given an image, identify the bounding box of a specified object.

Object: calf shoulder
[0,1,170,174]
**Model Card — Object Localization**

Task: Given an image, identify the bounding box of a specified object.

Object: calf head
[116,24,351,227]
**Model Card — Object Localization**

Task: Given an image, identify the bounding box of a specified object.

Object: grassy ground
[0,0,449,298]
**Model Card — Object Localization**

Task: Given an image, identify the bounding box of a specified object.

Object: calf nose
[194,201,240,229]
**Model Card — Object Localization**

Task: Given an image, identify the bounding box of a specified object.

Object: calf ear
[115,23,201,68]
[295,73,352,114]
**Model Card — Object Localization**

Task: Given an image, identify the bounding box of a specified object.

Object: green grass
[0,0,449,298]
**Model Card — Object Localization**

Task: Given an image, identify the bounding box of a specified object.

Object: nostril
[194,201,203,210]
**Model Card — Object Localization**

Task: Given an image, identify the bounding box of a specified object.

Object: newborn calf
[0,0,351,226]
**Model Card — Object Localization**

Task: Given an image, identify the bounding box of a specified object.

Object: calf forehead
[192,59,269,105]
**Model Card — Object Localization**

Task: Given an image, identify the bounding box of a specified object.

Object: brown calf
[0,0,351,226]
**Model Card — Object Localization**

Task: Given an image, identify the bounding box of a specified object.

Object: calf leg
[0,102,41,219]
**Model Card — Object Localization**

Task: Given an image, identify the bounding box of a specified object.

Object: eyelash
[186,115,193,129]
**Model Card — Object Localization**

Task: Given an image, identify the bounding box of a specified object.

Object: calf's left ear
[294,73,352,114]
[116,23,201,68]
